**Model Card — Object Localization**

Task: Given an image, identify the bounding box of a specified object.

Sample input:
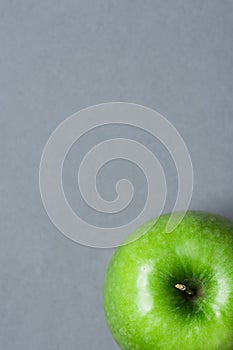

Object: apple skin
[103,211,233,350]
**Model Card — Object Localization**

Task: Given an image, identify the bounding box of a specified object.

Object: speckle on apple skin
[103,211,233,350]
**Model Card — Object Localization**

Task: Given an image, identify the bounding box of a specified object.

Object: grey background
[1,1,233,349]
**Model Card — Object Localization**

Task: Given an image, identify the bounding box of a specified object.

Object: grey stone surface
[1,1,233,349]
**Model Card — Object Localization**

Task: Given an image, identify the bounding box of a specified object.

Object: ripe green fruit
[103,211,233,350]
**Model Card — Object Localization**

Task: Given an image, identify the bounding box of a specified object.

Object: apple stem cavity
[175,283,195,296]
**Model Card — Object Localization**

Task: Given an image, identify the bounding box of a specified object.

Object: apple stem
[175,283,194,296]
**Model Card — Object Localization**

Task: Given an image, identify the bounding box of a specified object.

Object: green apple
[103,211,233,350]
